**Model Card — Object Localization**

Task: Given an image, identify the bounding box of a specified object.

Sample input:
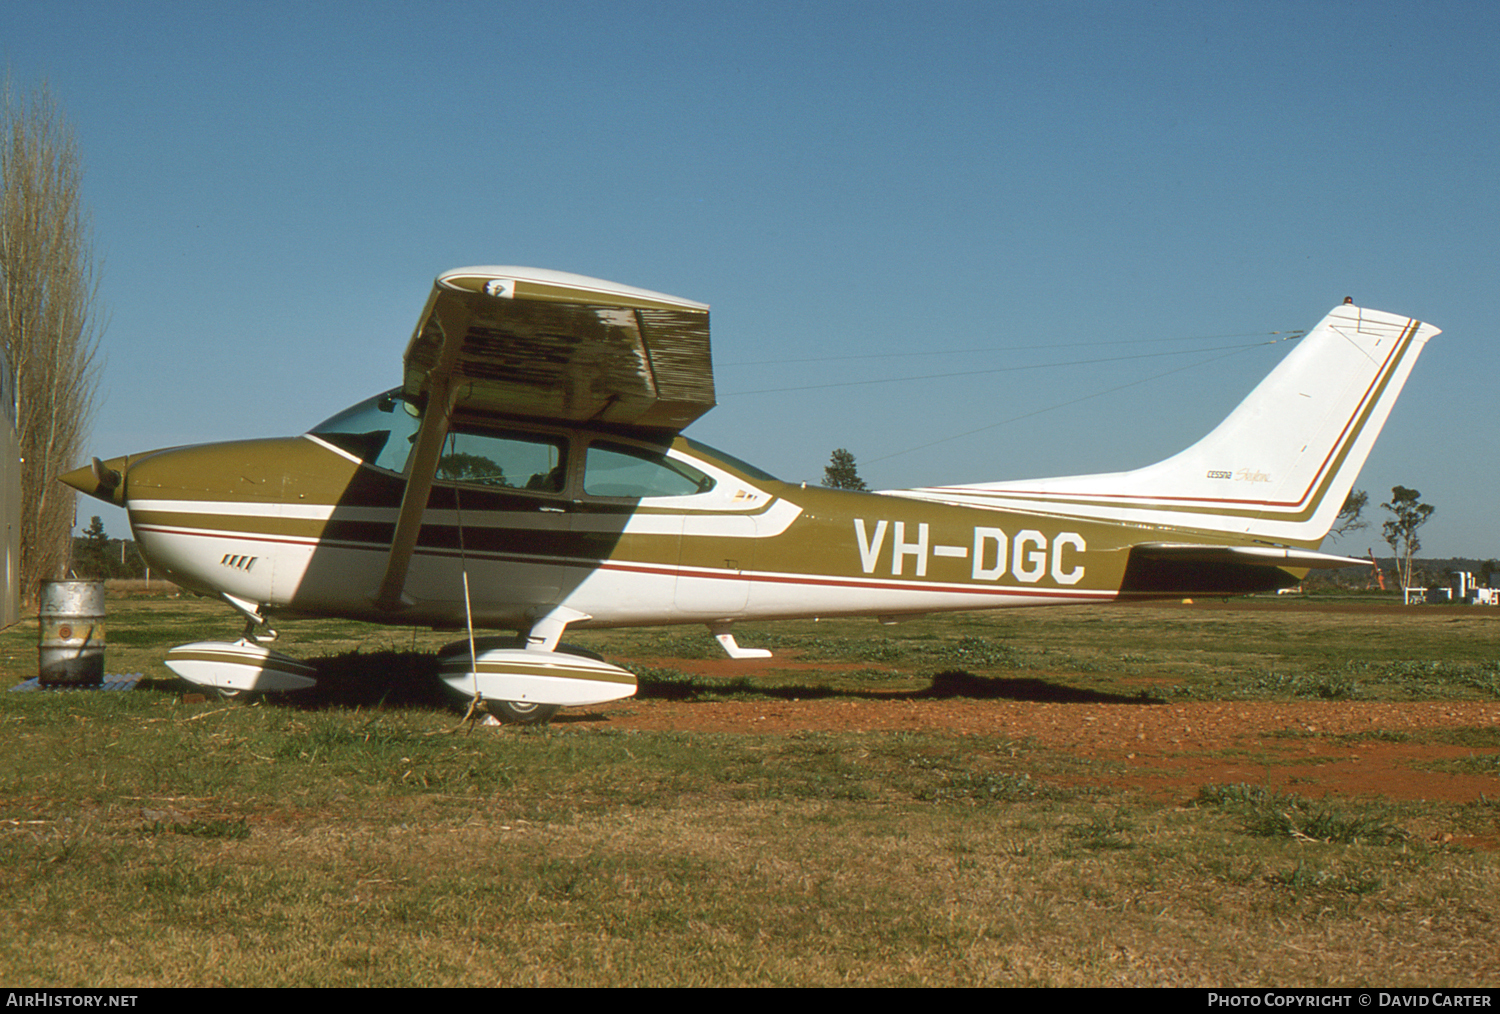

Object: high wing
[374,266,713,610]
[402,266,713,430]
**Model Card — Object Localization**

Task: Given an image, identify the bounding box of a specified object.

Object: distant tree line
[71,515,148,580]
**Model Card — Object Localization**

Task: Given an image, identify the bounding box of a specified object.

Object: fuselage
[70,388,1266,634]
[53,268,1437,716]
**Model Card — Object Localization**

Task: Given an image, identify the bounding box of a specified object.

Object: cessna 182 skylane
[63,267,1438,722]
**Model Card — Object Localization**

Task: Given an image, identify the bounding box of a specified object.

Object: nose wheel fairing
[164,639,318,693]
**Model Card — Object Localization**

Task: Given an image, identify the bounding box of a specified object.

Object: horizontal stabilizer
[1130,544,1371,569]
[1120,542,1367,597]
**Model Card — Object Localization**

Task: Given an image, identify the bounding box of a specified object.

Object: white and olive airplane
[63,267,1438,721]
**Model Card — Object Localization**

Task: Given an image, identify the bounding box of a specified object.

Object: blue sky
[5,0,1495,557]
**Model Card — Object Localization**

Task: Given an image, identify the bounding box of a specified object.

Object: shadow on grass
[614,665,1155,705]
[920,669,1157,704]
[177,652,1158,711]
[279,650,453,711]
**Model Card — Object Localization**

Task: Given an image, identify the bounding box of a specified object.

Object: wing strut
[372,299,468,611]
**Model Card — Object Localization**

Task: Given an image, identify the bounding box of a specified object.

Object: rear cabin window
[677,435,781,483]
[584,441,715,498]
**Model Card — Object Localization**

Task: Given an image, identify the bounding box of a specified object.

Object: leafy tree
[1,79,103,605]
[823,448,867,491]
[1381,486,1435,604]
[438,451,506,486]
[1329,489,1368,540]
[73,514,109,577]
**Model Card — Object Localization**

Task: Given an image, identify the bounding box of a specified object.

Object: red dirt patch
[570,688,1500,809]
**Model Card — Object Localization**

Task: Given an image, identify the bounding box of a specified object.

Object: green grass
[1,689,1496,985]
[1193,785,1410,845]
[0,593,1497,985]
[585,600,1500,703]
[10,589,1500,704]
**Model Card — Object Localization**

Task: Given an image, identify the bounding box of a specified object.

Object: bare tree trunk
[1,77,103,608]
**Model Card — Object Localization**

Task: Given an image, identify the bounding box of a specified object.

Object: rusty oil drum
[38,580,105,685]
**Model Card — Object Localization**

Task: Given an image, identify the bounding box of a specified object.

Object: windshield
[309,388,423,473]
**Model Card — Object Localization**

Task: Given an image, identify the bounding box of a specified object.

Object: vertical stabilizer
[892,304,1438,546]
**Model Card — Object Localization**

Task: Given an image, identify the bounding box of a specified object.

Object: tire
[490,699,560,725]
[440,639,596,725]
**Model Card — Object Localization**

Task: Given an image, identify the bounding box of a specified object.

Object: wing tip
[437,266,709,312]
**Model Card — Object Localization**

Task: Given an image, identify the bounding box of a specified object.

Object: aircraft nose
[59,456,128,507]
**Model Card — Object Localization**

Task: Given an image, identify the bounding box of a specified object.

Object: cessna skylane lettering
[62,267,1439,722]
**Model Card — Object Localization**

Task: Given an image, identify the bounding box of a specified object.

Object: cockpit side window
[584,440,715,498]
[309,389,423,474]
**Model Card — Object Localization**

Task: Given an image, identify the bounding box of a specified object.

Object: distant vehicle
[63,267,1438,720]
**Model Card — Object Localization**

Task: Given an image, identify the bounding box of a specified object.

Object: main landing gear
[162,620,637,724]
